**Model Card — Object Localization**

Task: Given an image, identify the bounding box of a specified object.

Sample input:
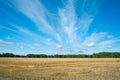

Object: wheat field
[0,58,120,80]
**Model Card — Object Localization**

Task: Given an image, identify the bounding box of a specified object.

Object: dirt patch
[50,72,69,77]
[0,76,10,80]
[76,70,92,74]
[0,76,24,80]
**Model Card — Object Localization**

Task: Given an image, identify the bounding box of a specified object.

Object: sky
[0,0,120,55]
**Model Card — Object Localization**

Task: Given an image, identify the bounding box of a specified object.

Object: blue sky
[0,0,120,55]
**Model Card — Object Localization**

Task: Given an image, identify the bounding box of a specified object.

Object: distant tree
[27,54,36,58]
[92,52,120,58]
[39,54,47,58]
[0,53,2,57]
[2,53,15,57]
[26,54,47,58]
[0,52,120,58]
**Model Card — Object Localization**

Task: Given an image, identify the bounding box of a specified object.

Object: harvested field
[0,58,120,80]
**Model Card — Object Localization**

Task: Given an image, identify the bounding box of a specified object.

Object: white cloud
[77,50,84,53]
[11,25,51,45]
[58,0,77,44]
[107,35,113,38]
[57,45,63,49]
[77,13,93,36]
[10,0,54,33]
[55,33,63,43]
[85,42,95,48]
[58,0,94,48]
[8,0,63,43]
[81,32,107,46]
[1,26,18,33]
[14,26,31,34]
[0,39,13,45]
[78,32,120,53]
[98,40,120,46]
[106,46,112,49]
[55,45,63,50]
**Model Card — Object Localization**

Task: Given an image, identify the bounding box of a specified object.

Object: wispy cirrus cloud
[85,42,95,48]
[9,0,54,34]
[0,39,13,45]
[79,32,120,53]
[13,25,59,48]
[58,0,95,47]
[82,32,107,45]
[1,25,50,47]
[98,39,120,46]
[7,0,62,43]
[107,35,113,38]
[58,0,77,45]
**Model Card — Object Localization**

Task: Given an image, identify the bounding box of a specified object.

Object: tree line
[0,52,120,58]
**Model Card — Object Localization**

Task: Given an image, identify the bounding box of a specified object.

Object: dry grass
[0,58,120,80]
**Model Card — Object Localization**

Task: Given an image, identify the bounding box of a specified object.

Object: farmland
[0,58,120,80]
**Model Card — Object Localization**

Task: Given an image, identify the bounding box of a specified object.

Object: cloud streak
[7,0,62,43]
[58,0,95,47]
[9,0,54,33]
[0,39,13,45]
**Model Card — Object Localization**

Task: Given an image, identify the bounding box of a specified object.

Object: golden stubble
[0,58,120,80]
